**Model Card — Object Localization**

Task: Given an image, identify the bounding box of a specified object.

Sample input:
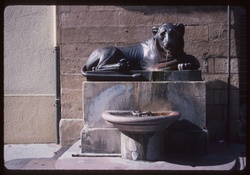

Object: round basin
[102,110,180,134]
[102,110,180,161]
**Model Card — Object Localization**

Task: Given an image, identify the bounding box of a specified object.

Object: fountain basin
[102,110,180,134]
[102,110,180,161]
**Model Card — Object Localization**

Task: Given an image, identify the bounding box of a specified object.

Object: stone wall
[58,5,242,145]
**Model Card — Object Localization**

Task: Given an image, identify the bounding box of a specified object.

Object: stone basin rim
[102,110,180,123]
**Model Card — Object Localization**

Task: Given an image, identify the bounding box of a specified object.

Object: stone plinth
[81,71,207,155]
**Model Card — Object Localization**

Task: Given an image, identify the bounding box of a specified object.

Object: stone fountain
[80,23,208,161]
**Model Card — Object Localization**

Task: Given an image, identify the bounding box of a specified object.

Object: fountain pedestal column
[121,131,164,161]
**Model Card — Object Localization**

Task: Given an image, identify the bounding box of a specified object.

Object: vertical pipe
[227,5,231,142]
[54,46,61,144]
[54,5,61,144]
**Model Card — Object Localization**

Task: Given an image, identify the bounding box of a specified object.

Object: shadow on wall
[206,79,240,142]
[165,119,208,155]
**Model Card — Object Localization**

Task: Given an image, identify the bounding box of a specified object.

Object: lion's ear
[176,23,185,36]
[152,27,158,36]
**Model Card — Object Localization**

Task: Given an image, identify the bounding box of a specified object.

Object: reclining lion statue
[81,23,200,76]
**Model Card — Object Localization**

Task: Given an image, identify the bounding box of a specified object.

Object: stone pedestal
[121,131,164,161]
[81,71,207,155]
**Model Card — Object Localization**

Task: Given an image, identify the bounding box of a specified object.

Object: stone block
[83,79,206,129]
[184,26,209,42]
[60,28,89,44]
[177,6,227,25]
[165,82,206,128]
[61,89,82,119]
[207,57,215,74]
[81,127,121,153]
[208,40,237,58]
[152,11,178,26]
[208,24,227,41]
[118,11,152,27]
[60,59,79,74]
[61,11,120,28]
[87,26,148,44]
[61,74,84,90]
[230,58,239,74]
[88,5,118,12]
[214,58,227,73]
[184,40,209,59]
[61,43,108,60]
[82,82,135,128]
[59,6,89,13]
[59,119,83,146]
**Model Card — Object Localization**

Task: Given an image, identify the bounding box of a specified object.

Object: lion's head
[152,23,185,59]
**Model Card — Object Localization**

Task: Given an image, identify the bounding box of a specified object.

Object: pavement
[3,140,247,172]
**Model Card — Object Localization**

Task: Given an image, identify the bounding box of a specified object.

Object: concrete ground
[4,140,246,171]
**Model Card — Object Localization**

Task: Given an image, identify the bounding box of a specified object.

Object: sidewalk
[4,141,246,171]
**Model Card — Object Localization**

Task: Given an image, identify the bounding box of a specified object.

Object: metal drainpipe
[227,5,231,142]
[54,46,61,144]
[54,6,61,144]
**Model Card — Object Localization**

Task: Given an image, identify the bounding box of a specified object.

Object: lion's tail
[81,65,88,76]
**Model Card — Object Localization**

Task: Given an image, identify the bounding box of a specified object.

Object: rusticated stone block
[81,128,121,153]
[60,28,89,44]
[61,11,120,28]
[60,57,86,74]
[183,41,209,59]
[61,43,108,60]
[59,6,89,13]
[176,6,227,25]
[118,11,152,27]
[61,89,82,119]
[60,119,83,146]
[208,40,237,57]
[61,75,84,90]
[88,5,118,12]
[214,58,238,74]
[87,26,148,44]
[184,26,209,42]
[209,24,228,41]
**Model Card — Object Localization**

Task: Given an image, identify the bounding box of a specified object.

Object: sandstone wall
[58,6,242,145]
